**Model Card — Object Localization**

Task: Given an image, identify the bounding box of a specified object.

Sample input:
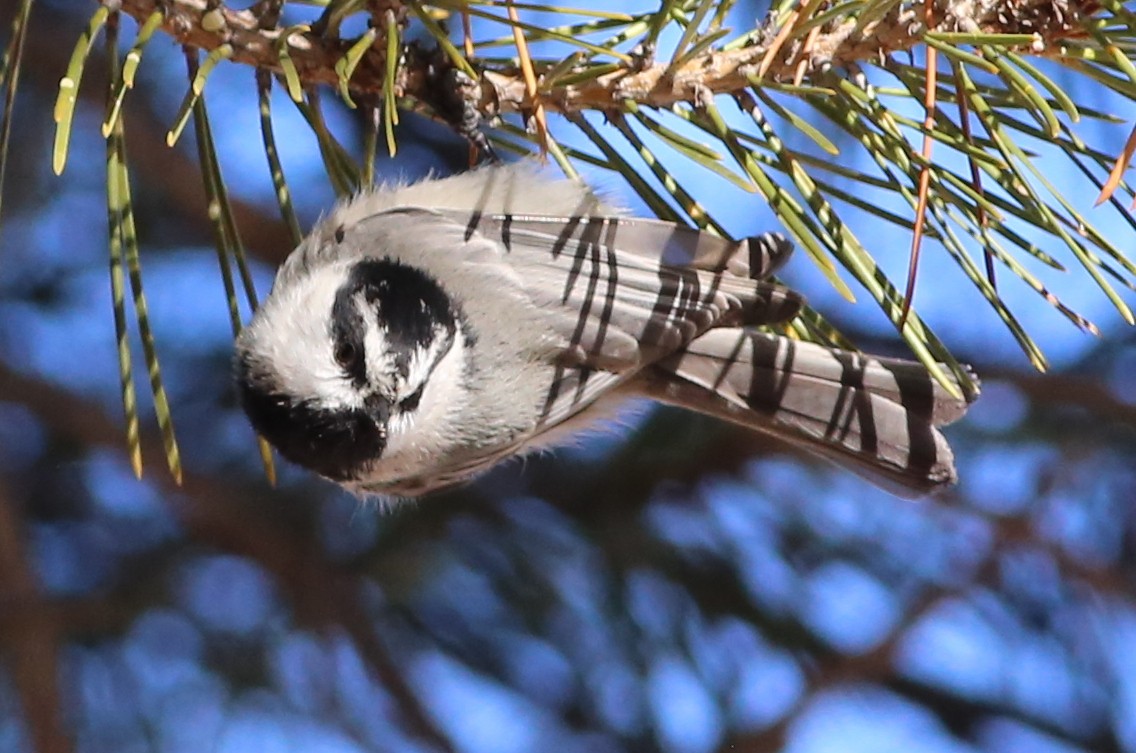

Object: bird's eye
[334,342,357,369]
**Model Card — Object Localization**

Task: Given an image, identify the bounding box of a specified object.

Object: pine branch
[114,0,1102,115]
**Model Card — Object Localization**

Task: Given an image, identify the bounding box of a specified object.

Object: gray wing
[440,211,795,278]
[644,328,979,497]
[452,212,803,428]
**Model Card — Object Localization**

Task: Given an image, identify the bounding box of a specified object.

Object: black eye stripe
[330,286,369,388]
[354,260,456,345]
[334,259,458,380]
[327,260,461,425]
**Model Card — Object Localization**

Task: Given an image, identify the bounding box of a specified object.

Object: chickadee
[234,164,978,498]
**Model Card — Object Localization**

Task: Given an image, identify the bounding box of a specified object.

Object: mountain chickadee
[234,164,978,498]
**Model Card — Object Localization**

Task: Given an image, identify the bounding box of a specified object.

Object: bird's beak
[364,392,392,428]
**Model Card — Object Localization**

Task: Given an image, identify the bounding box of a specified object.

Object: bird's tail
[642,328,979,497]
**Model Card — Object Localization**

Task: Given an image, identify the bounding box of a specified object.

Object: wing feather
[647,328,978,496]
[439,211,794,278]
[457,212,802,363]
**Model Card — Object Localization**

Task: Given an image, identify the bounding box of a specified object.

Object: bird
[234,163,979,499]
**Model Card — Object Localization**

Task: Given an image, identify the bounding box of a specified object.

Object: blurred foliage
[0,1,1135,753]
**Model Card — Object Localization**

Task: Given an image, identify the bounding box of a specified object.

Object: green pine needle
[54,5,109,175]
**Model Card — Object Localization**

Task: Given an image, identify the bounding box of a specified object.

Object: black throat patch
[235,355,387,482]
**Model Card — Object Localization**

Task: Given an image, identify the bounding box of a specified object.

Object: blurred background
[1,2,1135,753]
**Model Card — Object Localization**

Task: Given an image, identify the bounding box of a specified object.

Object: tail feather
[643,328,979,497]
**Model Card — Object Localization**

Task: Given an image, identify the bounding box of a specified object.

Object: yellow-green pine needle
[112,130,184,483]
[1099,31,1136,93]
[709,0,736,30]
[335,26,378,108]
[925,187,1050,370]
[362,103,379,187]
[629,107,755,193]
[568,111,683,222]
[669,27,730,71]
[383,11,400,156]
[787,0,864,39]
[104,13,143,478]
[626,102,720,159]
[545,62,621,86]
[109,13,183,482]
[464,1,633,21]
[443,2,633,61]
[0,0,34,221]
[612,108,721,232]
[188,54,279,482]
[723,98,967,394]
[196,90,258,313]
[992,112,1136,275]
[277,26,309,102]
[123,11,164,88]
[545,135,580,180]
[695,102,853,298]
[960,63,1134,325]
[645,0,681,49]
[1068,55,1136,99]
[257,72,303,246]
[920,36,998,73]
[103,10,164,138]
[753,89,839,154]
[165,85,197,148]
[106,111,142,474]
[983,46,1060,137]
[193,43,234,96]
[926,31,1041,45]
[167,44,233,147]
[751,80,838,96]
[987,113,1136,276]
[474,17,638,51]
[971,224,1098,337]
[194,121,241,333]
[540,52,586,90]
[792,305,856,350]
[317,0,368,38]
[492,121,608,169]
[295,90,360,198]
[668,0,716,70]
[1004,52,1079,123]
[54,4,110,175]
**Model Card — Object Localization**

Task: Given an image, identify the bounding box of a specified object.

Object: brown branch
[0,481,71,753]
[113,0,1101,119]
[993,368,1136,429]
